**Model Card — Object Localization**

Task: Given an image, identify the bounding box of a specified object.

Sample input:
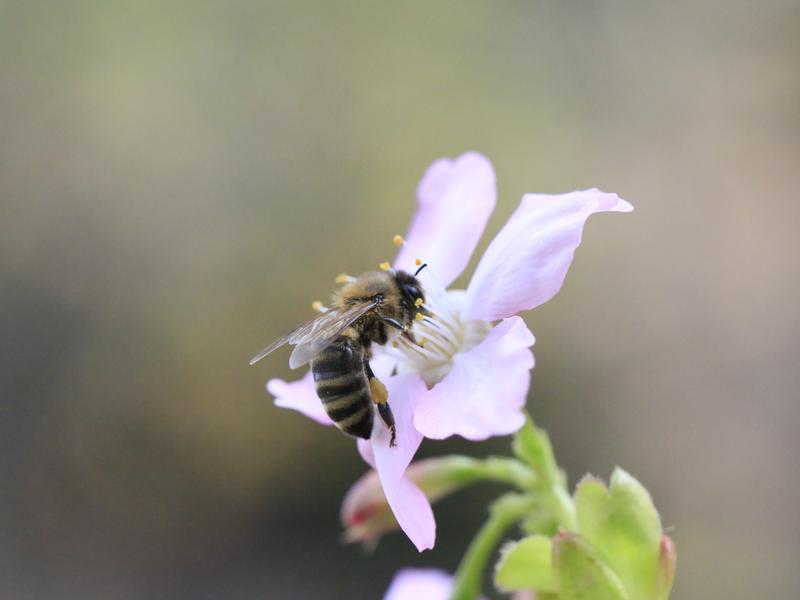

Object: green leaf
[520,510,559,538]
[655,535,677,600]
[553,532,629,600]
[575,469,662,598]
[494,535,556,593]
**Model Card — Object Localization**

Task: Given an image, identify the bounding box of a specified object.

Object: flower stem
[453,456,538,491]
[512,416,578,531]
[449,493,538,600]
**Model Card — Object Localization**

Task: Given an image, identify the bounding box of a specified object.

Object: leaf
[494,535,556,593]
[553,532,629,600]
[575,469,662,598]
[655,535,677,600]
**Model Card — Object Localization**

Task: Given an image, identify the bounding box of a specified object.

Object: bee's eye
[403,284,423,302]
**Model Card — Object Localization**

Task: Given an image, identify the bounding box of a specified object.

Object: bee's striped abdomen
[311,336,373,439]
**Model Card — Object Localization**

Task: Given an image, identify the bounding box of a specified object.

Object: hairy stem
[513,416,578,531]
[450,493,537,600]
[451,456,538,491]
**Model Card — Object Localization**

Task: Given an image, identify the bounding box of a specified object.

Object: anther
[415,258,422,266]
[379,262,391,271]
[414,298,424,308]
[415,312,425,321]
[334,273,351,284]
[311,301,324,312]
[393,235,404,247]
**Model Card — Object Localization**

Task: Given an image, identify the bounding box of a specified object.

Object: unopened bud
[341,456,485,546]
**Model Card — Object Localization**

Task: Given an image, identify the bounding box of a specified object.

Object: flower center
[388,289,492,387]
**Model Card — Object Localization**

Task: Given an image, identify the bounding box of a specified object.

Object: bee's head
[394,268,426,318]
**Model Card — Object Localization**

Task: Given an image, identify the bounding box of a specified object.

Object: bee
[250,264,428,447]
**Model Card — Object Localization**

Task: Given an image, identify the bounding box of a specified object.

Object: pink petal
[463,189,633,321]
[383,570,489,600]
[381,477,435,552]
[357,374,435,551]
[394,152,496,288]
[414,317,534,440]
[384,569,454,600]
[267,370,331,426]
[369,353,397,381]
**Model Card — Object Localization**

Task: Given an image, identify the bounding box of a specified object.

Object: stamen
[415,258,422,266]
[379,262,391,271]
[335,273,353,284]
[311,301,327,312]
[378,260,492,388]
[414,336,451,357]
[395,338,441,361]
[392,234,404,247]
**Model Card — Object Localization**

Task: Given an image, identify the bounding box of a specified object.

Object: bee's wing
[248,299,380,368]
[288,300,381,369]
[248,316,317,366]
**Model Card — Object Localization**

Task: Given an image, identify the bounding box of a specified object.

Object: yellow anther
[414,298,424,308]
[311,301,324,312]
[415,312,425,321]
[334,273,350,284]
[415,258,422,266]
[379,262,391,271]
[393,234,404,247]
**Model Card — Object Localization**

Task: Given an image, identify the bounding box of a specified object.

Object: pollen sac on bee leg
[369,377,388,405]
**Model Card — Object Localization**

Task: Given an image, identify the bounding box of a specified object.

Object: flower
[341,455,506,545]
[383,569,500,600]
[383,569,457,600]
[268,152,632,551]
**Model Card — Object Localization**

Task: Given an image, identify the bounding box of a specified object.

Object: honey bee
[250,264,428,447]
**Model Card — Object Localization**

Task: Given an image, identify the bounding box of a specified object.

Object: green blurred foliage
[495,535,556,594]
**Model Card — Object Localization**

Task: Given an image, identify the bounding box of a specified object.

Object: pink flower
[341,455,493,546]
[383,569,456,600]
[383,569,495,600]
[268,152,632,551]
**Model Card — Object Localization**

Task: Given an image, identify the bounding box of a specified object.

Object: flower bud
[341,456,486,545]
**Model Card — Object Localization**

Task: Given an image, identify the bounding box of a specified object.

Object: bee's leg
[365,361,397,448]
[376,402,396,448]
[384,317,421,348]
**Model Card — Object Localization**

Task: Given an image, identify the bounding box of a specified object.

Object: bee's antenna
[393,234,428,277]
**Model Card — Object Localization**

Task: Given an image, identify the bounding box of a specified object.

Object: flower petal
[395,152,496,288]
[358,373,435,551]
[267,370,331,426]
[370,353,397,381]
[384,569,454,600]
[340,468,401,545]
[414,317,534,440]
[463,189,633,321]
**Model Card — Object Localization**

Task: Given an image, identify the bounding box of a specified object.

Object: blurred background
[1,1,798,598]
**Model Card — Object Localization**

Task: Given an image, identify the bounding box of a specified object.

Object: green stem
[411,456,536,506]
[450,493,537,600]
[461,456,538,491]
[512,415,578,531]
